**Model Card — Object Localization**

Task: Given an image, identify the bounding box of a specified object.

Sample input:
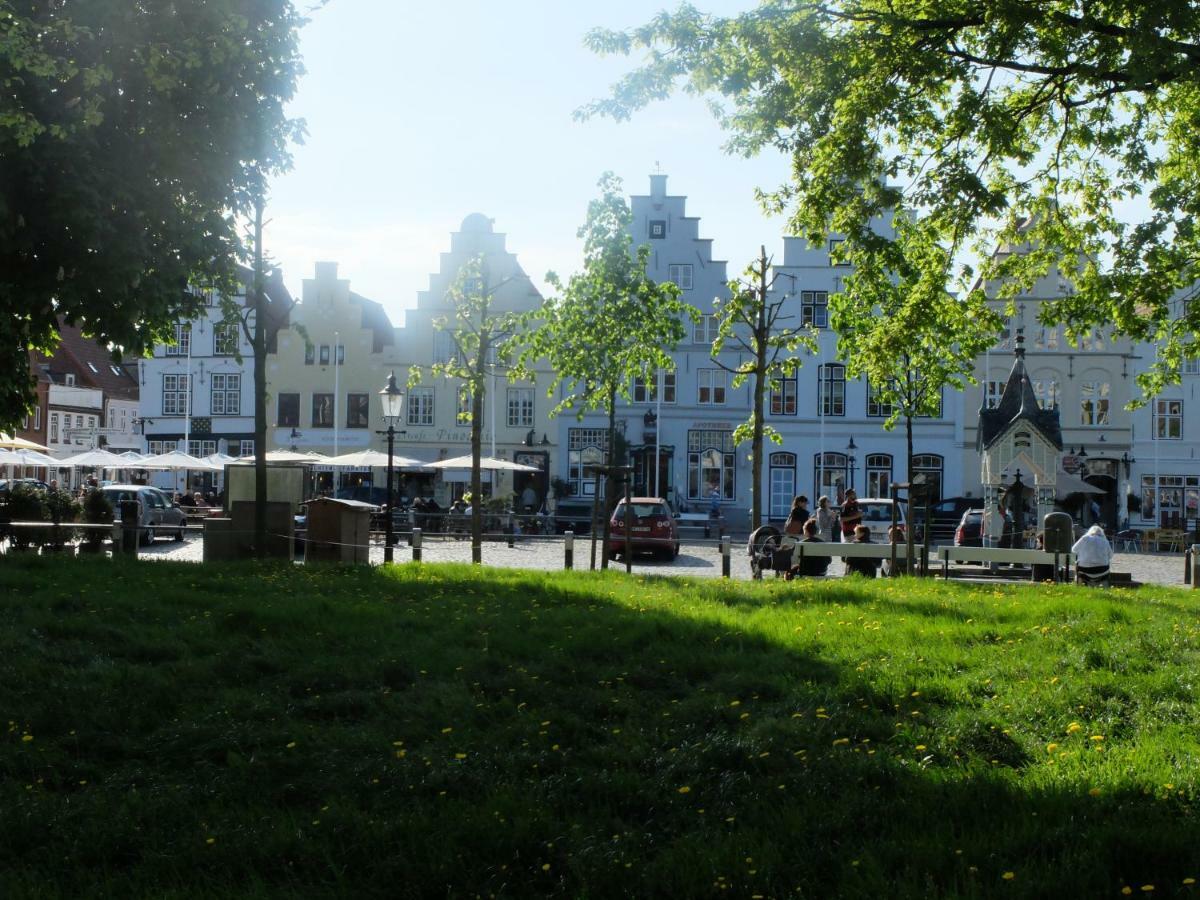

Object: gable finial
[1015,328,1026,359]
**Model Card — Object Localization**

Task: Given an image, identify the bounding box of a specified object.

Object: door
[769,452,796,520]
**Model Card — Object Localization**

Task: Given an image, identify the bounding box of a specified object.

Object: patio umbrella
[233,450,328,464]
[0,432,51,452]
[58,448,133,469]
[1054,469,1108,502]
[424,454,539,473]
[0,448,61,467]
[324,449,430,469]
[139,450,225,472]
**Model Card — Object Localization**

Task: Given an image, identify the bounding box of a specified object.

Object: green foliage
[7,483,47,549]
[81,487,113,547]
[584,0,1200,401]
[2,557,1200,896]
[0,0,306,427]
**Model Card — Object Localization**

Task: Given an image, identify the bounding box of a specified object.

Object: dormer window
[649,220,666,239]
[1014,431,1032,449]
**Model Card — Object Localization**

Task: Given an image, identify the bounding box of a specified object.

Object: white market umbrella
[0,432,51,452]
[424,454,539,473]
[0,448,61,467]
[234,450,327,464]
[324,449,429,469]
[1055,469,1108,501]
[58,448,133,469]
[203,453,238,467]
[139,450,224,472]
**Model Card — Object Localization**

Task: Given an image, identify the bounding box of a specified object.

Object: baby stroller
[747,525,800,580]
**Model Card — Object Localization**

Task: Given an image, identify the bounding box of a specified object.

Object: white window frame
[408,387,435,426]
[698,368,727,405]
[667,264,693,290]
[1153,399,1183,440]
[162,374,190,416]
[210,373,241,416]
[507,387,534,428]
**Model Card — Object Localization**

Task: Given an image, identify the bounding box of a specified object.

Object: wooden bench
[937,546,1075,582]
[784,541,927,577]
[677,511,717,538]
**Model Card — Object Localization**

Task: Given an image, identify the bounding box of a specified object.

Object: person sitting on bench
[1071,524,1113,586]
[882,525,908,578]
[786,519,830,579]
[844,524,880,578]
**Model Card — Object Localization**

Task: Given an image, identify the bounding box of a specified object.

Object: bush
[7,484,48,550]
[81,489,114,548]
[44,487,80,549]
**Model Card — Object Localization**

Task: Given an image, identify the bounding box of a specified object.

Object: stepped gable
[977,331,1063,451]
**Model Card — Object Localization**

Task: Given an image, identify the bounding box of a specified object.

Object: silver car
[100,485,187,545]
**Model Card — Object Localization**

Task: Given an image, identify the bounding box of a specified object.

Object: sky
[267,0,789,326]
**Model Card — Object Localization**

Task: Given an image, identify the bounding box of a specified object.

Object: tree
[0,0,306,428]
[833,215,1000,499]
[711,246,816,530]
[514,173,693,569]
[583,0,1200,398]
[416,255,523,564]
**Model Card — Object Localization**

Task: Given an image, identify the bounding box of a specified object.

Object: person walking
[815,495,838,543]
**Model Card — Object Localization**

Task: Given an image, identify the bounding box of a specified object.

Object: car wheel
[668,542,679,561]
[174,527,184,542]
[141,527,155,546]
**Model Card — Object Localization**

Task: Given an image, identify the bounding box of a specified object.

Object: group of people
[779,489,903,579]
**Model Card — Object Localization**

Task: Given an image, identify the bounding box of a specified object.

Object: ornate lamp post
[846,436,858,492]
[378,371,406,563]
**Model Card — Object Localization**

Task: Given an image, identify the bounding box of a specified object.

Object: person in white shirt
[1071,524,1113,583]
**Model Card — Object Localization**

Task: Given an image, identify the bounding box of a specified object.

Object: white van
[100,485,187,545]
[845,498,906,543]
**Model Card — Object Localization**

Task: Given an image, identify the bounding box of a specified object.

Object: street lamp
[846,436,858,492]
[378,371,406,563]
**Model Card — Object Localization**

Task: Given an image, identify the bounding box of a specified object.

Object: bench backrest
[795,542,923,560]
[937,546,1075,565]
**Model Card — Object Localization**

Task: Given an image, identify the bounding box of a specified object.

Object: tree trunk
[600,388,618,570]
[252,194,268,558]
[470,365,484,565]
[750,247,769,530]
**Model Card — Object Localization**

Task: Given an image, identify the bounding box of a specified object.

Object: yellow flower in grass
[1002,871,1015,880]
[1046,743,1059,754]
[1066,722,1083,734]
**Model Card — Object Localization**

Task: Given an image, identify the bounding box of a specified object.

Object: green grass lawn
[2,557,1199,898]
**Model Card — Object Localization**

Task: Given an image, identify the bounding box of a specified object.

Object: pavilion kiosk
[978,332,1064,547]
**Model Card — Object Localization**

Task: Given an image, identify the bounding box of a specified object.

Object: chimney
[649,173,667,200]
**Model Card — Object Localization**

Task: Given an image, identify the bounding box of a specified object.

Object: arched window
[911,454,944,504]
[688,429,735,500]
[814,451,848,502]
[865,453,892,498]
[1031,371,1061,410]
[768,452,797,519]
[1080,380,1110,425]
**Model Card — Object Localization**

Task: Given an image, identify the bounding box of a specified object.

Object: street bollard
[119,500,139,558]
[720,535,731,578]
[412,527,422,563]
[506,514,515,548]
[564,531,574,570]
[1192,544,1200,589]
[1187,546,1193,585]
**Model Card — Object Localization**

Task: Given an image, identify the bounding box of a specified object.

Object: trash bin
[1043,512,1074,553]
[304,497,372,564]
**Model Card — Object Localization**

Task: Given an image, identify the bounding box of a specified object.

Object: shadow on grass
[0,557,1196,898]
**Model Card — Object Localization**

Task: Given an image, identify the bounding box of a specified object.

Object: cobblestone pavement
[137,530,1197,588]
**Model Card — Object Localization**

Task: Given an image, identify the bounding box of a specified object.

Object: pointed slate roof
[977,331,1063,451]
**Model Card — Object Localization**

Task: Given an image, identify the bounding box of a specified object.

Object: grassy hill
[1,556,1198,898]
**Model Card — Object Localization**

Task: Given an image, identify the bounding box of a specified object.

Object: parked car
[0,478,49,494]
[552,500,595,535]
[912,496,983,544]
[100,484,186,544]
[851,498,907,543]
[953,509,984,547]
[335,485,390,506]
[608,497,680,560]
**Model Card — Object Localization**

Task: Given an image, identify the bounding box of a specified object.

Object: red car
[608,497,680,561]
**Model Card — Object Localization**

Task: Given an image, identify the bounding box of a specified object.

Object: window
[318,344,330,366]
[49,413,58,442]
[507,388,534,428]
[210,373,241,415]
[1183,357,1199,376]
[1033,327,1059,351]
[239,439,254,458]
[632,370,676,403]
[693,314,719,345]
[213,322,239,355]
[187,440,217,458]
[336,344,345,365]
[86,361,98,373]
[64,373,76,386]
[1033,377,1060,410]
[983,380,1005,409]
[163,374,190,416]
[304,343,314,365]
[801,291,828,328]
[920,389,943,419]
[346,393,369,428]
[34,408,41,430]
[434,331,458,365]
[1154,399,1183,440]
[649,219,666,239]
[866,454,892,498]
[408,387,434,426]
[770,376,797,415]
[867,379,894,418]
[912,454,944,504]
[814,451,848,500]
[667,264,693,290]
[277,393,300,427]
[1080,381,1110,425]
[698,368,726,405]
[688,429,735,500]
[818,363,845,416]
[568,428,609,497]
[311,393,334,428]
[456,385,473,425]
[165,323,191,356]
[147,440,169,455]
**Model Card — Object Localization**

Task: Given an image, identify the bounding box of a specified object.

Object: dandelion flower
[20,735,32,743]
[1002,871,1015,880]
[1046,743,1059,754]
[286,741,296,749]
[454,753,467,760]
[1066,722,1083,734]
[677,786,691,794]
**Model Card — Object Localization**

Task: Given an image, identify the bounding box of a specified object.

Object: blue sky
[267,0,788,324]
